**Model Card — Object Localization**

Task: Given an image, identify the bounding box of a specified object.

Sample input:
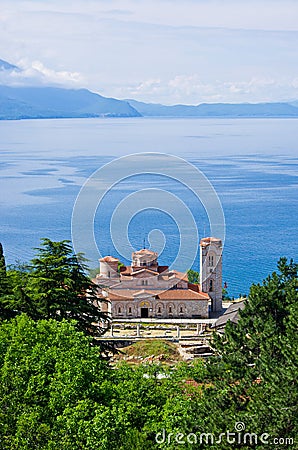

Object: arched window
[156,304,163,314]
[169,306,172,313]
[208,255,214,267]
[180,306,183,313]
[118,306,121,313]
[209,279,213,292]
[128,307,132,314]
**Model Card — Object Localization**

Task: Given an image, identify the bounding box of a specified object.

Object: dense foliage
[187,269,199,284]
[0,239,109,339]
[0,241,297,449]
[211,257,298,443]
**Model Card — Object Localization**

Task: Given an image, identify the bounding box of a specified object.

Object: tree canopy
[0,239,109,338]
[0,245,296,448]
[187,269,199,284]
[209,257,298,442]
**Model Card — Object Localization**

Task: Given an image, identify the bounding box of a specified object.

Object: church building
[94,237,222,319]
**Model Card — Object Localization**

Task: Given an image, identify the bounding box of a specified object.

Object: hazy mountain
[0,86,141,119]
[1,57,298,120]
[0,59,20,71]
[289,100,298,107]
[127,99,298,118]
[125,99,198,117]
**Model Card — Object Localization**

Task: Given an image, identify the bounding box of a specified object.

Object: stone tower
[200,237,222,312]
[99,256,119,279]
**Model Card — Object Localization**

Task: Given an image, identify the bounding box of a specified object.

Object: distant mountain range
[0,58,298,120]
[126,99,298,118]
[0,86,140,119]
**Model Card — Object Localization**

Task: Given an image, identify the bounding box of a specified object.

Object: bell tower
[200,237,222,312]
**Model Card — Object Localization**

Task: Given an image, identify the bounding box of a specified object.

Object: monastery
[94,237,222,319]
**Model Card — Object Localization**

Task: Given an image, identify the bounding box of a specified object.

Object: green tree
[0,316,195,449]
[213,258,297,378]
[187,269,199,284]
[0,243,8,296]
[0,254,297,449]
[210,257,298,440]
[89,266,101,279]
[222,287,230,300]
[2,239,110,338]
[0,243,14,319]
[0,315,111,449]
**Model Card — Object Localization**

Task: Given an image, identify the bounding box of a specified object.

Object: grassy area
[120,339,180,360]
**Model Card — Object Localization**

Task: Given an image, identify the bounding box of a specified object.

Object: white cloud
[0,59,83,87]
[121,75,298,104]
[28,61,83,85]
[0,1,297,103]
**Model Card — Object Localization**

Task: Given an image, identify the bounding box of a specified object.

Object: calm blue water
[0,118,297,297]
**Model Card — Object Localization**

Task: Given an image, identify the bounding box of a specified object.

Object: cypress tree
[4,238,109,339]
[0,243,9,297]
[0,243,13,319]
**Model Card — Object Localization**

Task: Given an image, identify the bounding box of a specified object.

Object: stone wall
[111,299,209,319]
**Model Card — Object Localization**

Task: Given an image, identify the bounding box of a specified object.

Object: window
[180,306,183,313]
[169,306,172,313]
[208,255,214,267]
[108,271,111,278]
[158,307,161,313]
[128,307,132,314]
[118,306,121,313]
[142,280,148,286]
[209,280,213,292]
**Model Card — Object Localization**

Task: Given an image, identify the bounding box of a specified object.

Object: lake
[0,117,297,297]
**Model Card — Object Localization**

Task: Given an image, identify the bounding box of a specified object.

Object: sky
[0,0,298,104]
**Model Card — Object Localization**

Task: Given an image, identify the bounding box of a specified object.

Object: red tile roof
[130,268,158,276]
[157,265,169,273]
[133,248,157,255]
[108,290,135,300]
[120,264,168,275]
[119,266,132,275]
[100,256,119,263]
[133,289,156,296]
[200,237,222,247]
[157,289,209,301]
[170,270,188,282]
[105,288,209,301]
